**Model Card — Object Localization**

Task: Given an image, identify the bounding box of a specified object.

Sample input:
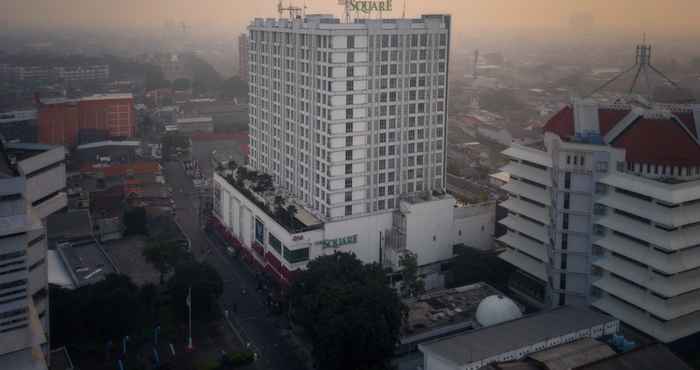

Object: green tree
[143,240,192,284]
[289,253,404,370]
[50,275,149,347]
[144,64,170,91]
[167,261,224,322]
[450,245,514,290]
[124,207,148,235]
[172,78,192,91]
[398,252,424,298]
[220,76,248,99]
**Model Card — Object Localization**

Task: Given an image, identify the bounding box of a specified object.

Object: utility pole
[186,286,193,351]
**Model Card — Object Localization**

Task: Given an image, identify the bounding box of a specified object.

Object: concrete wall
[452,203,495,251]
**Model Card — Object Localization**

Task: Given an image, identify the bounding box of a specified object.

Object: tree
[50,275,149,347]
[172,78,192,91]
[143,240,192,284]
[144,64,170,91]
[289,253,404,370]
[123,207,148,235]
[398,253,424,298]
[167,261,223,322]
[182,53,222,93]
[220,76,248,100]
[449,245,514,290]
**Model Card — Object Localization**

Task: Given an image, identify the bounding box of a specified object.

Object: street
[163,160,308,370]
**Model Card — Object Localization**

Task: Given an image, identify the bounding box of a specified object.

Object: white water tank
[475,295,522,327]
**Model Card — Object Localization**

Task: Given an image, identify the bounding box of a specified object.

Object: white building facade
[499,99,700,342]
[212,171,494,287]
[247,14,450,221]
[0,143,67,369]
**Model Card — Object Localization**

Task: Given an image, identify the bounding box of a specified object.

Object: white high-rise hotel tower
[248,14,450,219]
[212,13,495,287]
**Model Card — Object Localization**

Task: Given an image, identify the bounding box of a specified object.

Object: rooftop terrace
[216,165,323,233]
[401,282,503,345]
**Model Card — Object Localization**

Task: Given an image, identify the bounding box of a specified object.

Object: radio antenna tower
[402,0,407,18]
[587,42,685,100]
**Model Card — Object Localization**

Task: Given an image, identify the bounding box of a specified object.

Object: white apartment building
[247,14,450,220]
[0,142,67,369]
[498,98,700,342]
[212,14,501,287]
[54,65,110,82]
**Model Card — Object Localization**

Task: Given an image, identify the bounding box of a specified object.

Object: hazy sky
[3,0,700,39]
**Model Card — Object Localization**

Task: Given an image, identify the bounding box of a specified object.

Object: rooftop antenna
[278,0,302,19]
[342,0,351,23]
[586,40,685,100]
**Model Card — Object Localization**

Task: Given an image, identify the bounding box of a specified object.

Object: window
[562,213,569,230]
[269,233,282,254]
[283,247,309,263]
[596,161,608,173]
[347,80,354,91]
[345,150,353,161]
[0,250,26,262]
[345,178,352,188]
[346,136,353,147]
[561,254,568,269]
[346,94,353,106]
[345,205,353,216]
[561,233,568,250]
[347,35,355,48]
[558,293,566,306]
[559,273,567,290]
[347,66,354,77]
[345,192,352,202]
[346,108,353,119]
[346,122,353,133]
[563,193,570,209]
[564,172,571,189]
[345,164,352,174]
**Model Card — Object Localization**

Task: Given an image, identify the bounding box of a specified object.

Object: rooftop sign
[341,0,393,14]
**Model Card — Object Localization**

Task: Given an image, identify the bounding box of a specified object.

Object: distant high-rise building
[0,141,67,370]
[37,93,135,147]
[238,33,249,81]
[499,98,700,343]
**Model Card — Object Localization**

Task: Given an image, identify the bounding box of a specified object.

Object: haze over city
[1,1,700,370]
[3,0,700,38]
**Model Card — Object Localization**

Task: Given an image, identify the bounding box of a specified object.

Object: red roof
[543,106,700,166]
[81,161,161,177]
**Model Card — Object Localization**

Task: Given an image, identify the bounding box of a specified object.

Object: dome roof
[475,295,522,327]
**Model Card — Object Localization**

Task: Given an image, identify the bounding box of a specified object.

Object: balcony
[33,192,67,219]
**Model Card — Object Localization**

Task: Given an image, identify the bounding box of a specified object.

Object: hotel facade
[212,14,497,287]
[499,98,700,342]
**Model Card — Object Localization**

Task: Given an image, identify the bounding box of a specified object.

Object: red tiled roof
[612,118,700,166]
[543,106,700,166]
[543,106,630,139]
